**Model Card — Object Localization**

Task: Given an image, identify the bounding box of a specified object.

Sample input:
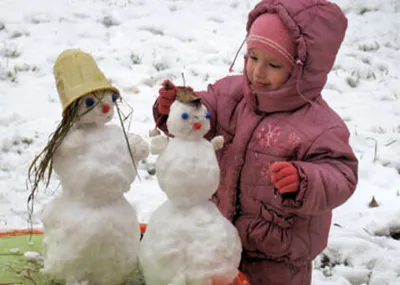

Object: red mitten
[157,80,177,115]
[269,162,300,194]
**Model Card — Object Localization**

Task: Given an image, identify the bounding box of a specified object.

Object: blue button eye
[85,97,95,107]
[112,93,118,102]
[181,112,189,120]
[205,112,211,119]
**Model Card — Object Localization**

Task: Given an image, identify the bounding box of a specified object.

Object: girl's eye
[269,63,283,69]
[249,55,257,61]
[181,112,189,120]
[112,93,118,102]
[85,97,95,107]
[205,112,211,119]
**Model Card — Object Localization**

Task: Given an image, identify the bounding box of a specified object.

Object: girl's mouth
[253,81,269,89]
[253,78,269,86]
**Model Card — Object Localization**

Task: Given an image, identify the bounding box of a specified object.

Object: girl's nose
[193,122,202,130]
[102,104,110,113]
[255,64,265,78]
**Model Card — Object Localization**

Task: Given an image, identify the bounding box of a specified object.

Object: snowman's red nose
[102,104,110,113]
[193,122,202,130]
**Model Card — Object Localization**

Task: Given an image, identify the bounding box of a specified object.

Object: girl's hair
[27,98,82,205]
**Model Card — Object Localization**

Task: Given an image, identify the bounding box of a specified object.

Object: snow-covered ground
[1,0,400,284]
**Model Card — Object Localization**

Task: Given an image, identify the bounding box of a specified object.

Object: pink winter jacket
[154,0,358,284]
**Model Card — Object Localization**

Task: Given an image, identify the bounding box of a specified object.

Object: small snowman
[28,49,149,285]
[140,84,242,285]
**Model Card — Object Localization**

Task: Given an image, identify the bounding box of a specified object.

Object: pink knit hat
[246,13,296,71]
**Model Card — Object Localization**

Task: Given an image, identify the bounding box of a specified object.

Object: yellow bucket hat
[53,49,120,115]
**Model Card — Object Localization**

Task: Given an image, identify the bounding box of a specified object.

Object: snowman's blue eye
[112,93,118,102]
[85,97,95,107]
[181,112,189,120]
[205,112,211,119]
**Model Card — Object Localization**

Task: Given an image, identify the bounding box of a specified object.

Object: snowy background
[1,0,400,284]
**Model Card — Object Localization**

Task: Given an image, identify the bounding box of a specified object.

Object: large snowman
[140,87,242,285]
[31,49,149,285]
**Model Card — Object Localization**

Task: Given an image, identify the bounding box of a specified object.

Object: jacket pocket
[236,203,296,260]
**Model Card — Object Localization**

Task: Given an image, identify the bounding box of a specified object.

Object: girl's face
[246,48,291,90]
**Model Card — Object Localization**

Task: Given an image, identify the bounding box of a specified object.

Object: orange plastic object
[0,224,250,285]
[0,228,44,237]
[235,271,250,285]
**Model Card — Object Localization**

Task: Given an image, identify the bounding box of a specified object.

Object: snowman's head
[75,90,119,127]
[167,100,211,140]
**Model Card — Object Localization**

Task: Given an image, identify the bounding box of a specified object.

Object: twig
[365,137,378,162]
[385,139,396,147]
[3,261,41,285]
[115,103,140,181]
[22,267,38,285]
[181,72,186,86]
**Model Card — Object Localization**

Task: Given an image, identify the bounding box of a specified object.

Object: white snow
[0,0,400,284]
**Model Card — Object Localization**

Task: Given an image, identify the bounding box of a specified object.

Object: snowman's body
[155,137,220,207]
[41,92,149,285]
[140,201,241,285]
[140,99,241,285]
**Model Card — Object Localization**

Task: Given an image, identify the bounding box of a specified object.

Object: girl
[153,0,358,284]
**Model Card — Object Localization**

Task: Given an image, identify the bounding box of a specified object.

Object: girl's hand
[269,162,299,194]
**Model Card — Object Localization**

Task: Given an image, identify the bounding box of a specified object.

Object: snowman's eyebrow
[93,91,105,101]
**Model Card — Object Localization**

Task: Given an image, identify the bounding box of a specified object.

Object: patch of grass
[358,7,378,15]
[130,53,142,65]
[102,15,120,28]
[1,47,21,59]
[140,26,164,36]
[0,63,39,83]
[0,234,146,284]
[0,234,50,284]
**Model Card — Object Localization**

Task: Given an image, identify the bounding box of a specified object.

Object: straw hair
[27,99,81,204]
